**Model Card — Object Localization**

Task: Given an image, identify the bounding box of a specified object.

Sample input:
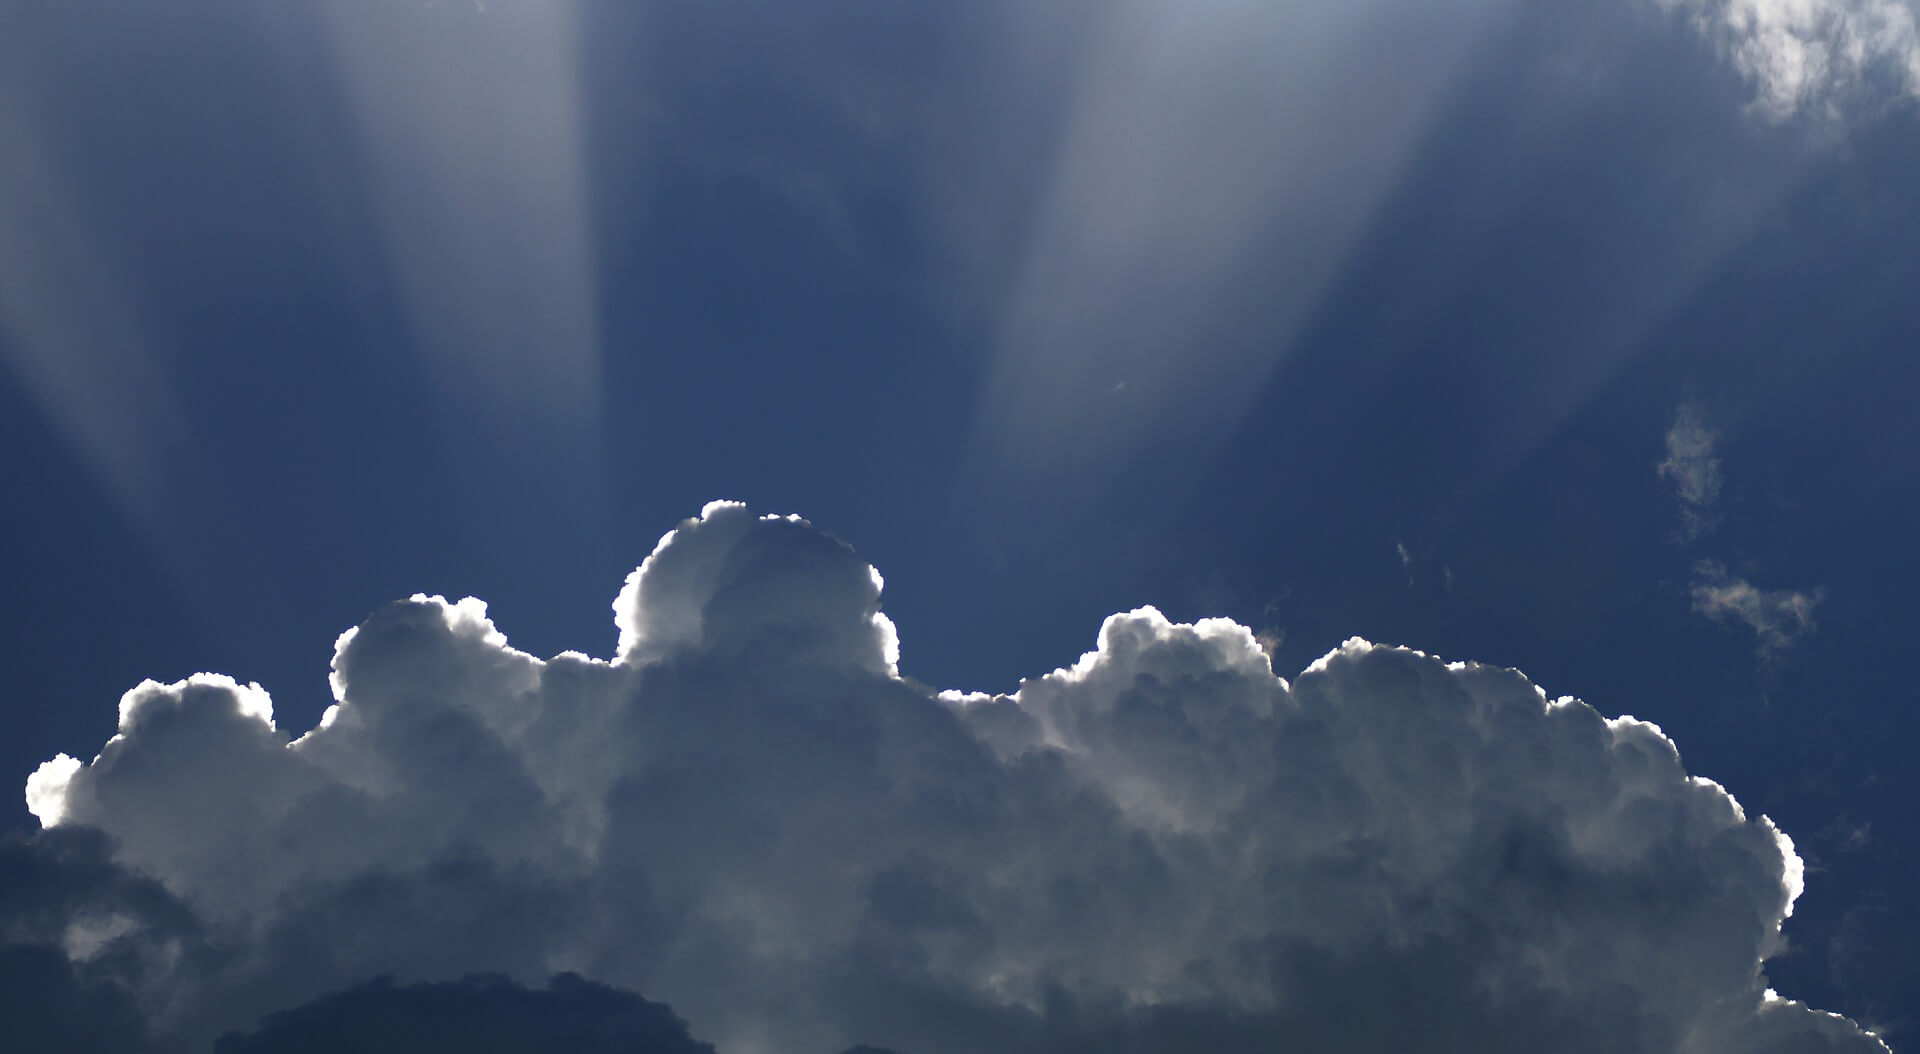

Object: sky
[1,1,1916,1051]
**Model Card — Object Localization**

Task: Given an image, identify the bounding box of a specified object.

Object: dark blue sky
[2,0,1915,1045]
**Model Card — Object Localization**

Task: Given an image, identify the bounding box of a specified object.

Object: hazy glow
[0,4,613,568]
[312,2,605,432]
[0,98,196,542]
[964,0,1516,488]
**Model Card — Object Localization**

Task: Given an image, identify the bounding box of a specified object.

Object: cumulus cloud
[1658,0,1920,117]
[1659,402,1724,542]
[1693,559,1826,654]
[10,503,1885,1053]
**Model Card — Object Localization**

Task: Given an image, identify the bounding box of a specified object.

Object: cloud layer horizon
[14,503,1887,1053]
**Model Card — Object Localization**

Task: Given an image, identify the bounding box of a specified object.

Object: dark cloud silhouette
[0,828,210,1054]
[0,944,150,1054]
[214,973,713,1054]
[15,505,1886,1053]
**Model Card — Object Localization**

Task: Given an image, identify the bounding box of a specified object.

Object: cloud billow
[12,503,1886,1053]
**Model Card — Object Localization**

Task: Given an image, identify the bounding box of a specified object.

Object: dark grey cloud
[0,829,209,1054]
[0,944,149,1054]
[213,973,714,1054]
[15,504,1886,1053]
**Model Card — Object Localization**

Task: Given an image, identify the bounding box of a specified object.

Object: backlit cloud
[1659,0,1920,117]
[12,505,1884,1053]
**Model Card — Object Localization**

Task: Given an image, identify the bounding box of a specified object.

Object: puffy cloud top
[15,507,1886,1053]
[614,501,900,676]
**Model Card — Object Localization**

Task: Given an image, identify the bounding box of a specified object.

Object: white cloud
[1654,406,1824,658]
[1659,402,1724,541]
[23,753,80,828]
[14,505,1884,1053]
[1659,0,1920,117]
[1693,559,1826,654]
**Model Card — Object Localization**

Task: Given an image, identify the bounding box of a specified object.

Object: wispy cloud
[1656,404,1824,659]
[1659,402,1723,542]
[1693,558,1826,655]
[1659,0,1920,118]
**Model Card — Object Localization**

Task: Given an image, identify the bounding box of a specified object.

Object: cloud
[212,973,715,1054]
[1658,0,1920,117]
[1693,559,1826,654]
[1659,402,1723,542]
[0,827,214,1053]
[12,504,1885,1053]
[1653,405,1822,658]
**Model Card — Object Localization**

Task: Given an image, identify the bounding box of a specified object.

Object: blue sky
[1,1,1915,1050]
